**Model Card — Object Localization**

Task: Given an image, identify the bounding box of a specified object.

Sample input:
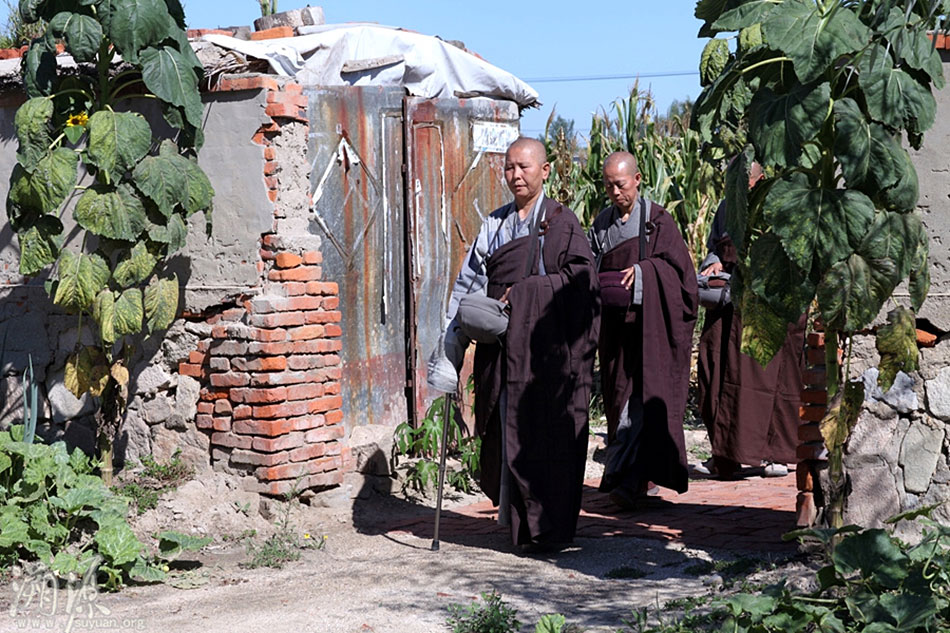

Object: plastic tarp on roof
[202,23,539,108]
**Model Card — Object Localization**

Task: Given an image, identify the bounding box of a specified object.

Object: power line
[523,70,699,83]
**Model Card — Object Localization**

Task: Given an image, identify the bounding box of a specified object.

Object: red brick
[209,357,231,371]
[178,362,203,378]
[234,356,288,372]
[807,332,825,347]
[214,399,233,415]
[324,442,341,456]
[268,266,323,282]
[311,455,343,473]
[214,75,280,93]
[287,355,326,370]
[800,404,825,422]
[253,401,310,419]
[196,414,214,429]
[248,312,306,328]
[308,396,342,414]
[210,372,249,388]
[233,404,253,420]
[323,353,341,365]
[232,386,288,404]
[265,175,279,190]
[286,383,324,401]
[801,389,827,405]
[284,83,303,95]
[248,342,296,356]
[213,417,231,432]
[796,492,817,527]
[200,389,230,401]
[264,102,307,122]
[305,281,338,295]
[325,324,342,337]
[321,367,342,381]
[197,402,214,415]
[798,422,823,442]
[211,432,253,449]
[282,282,308,296]
[251,432,305,452]
[917,328,937,347]
[230,449,289,467]
[293,415,325,431]
[305,425,346,443]
[249,327,288,342]
[321,296,339,310]
[306,471,344,489]
[289,324,325,341]
[221,308,245,322]
[289,443,325,462]
[188,351,206,364]
[325,409,344,425]
[267,189,278,202]
[302,251,322,264]
[797,442,828,461]
[233,417,298,437]
[803,368,826,387]
[250,371,309,386]
[209,341,248,356]
[323,381,340,395]
[797,465,814,492]
[267,91,309,109]
[263,160,279,176]
[263,146,277,160]
[187,28,235,38]
[250,25,294,40]
[303,310,342,324]
[275,252,303,269]
[806,348,825,366]
[257,461,311,481]
[254,479,300,496]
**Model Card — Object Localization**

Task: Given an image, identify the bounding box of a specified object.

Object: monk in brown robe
[589,152,698,509]
[430,138,600,550]
[696,163,804,479]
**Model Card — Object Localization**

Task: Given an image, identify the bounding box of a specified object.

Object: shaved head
[603,151,639,178]
[506,137,547,164]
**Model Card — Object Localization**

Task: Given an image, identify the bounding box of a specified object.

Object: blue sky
[182,0,706,140]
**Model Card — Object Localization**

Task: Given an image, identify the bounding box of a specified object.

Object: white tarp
[202,23,539,108]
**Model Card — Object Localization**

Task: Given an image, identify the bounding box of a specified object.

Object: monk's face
[603,160,641,214]
[504,144,550,206]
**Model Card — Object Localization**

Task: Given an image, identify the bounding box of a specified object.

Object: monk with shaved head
[589,151,698,510]
[427,137,600,552]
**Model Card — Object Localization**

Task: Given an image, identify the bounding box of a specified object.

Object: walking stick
[431,393,453,551]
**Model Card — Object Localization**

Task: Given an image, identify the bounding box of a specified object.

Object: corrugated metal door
[404,96,520,421]
[306,86,409,430]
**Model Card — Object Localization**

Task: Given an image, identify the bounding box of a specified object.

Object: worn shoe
[762,462,789,477]
[691,458,717,476]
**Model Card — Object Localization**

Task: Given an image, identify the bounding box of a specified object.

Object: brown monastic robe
[597,202,697,495]
[697,232,805,467]
[473,197,600,546]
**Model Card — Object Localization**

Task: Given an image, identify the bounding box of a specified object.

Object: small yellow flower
[66,112,89,127]
[323,535,328,540]
[303,533,311,539]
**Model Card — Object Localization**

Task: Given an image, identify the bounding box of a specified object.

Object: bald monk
[589,151,698,509]
[428,138,600,551]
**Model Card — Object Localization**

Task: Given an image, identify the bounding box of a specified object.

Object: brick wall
[178,76,347,496]
[797,331,828,527]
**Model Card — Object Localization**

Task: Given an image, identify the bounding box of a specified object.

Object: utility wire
[523,70,699,83]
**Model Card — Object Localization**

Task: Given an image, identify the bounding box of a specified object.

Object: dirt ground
[0,425,815,633]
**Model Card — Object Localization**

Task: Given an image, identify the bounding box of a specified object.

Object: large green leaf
[764,173,874,273]
[113,242,157,287]
[858,210,923,294]
[876,306,918,392]
[877,146,918,212]
[103,0,172,64]
[148,213,188,254]
[52,250,110,312]
[133,152,186,217]
[19,0,44,23]
[817,253,884,332]
[859,123,906,197]
[0,506,30,548]
[859,44,936,134]
[723,146,752,256]
[739,288,788,366]
[93,288,117,343]
[763,0,870,83]
[877,593,938,630]
[95,521,142,566]
[144,274,178,332]
[908,226,929,312]
[74,184,148,241]
[833,529,908,589]
[158,530,211,560]
[159,141,213,214]
[17,215,64,276]
[86,110,153,181]
[746,232,814,323]
[833,98,870,186]
[749,82,830,168]
[880,7,945,90]
[47,11,103,63]
[14,96,53,171]
[140,46,204,127]
[8,149,79,214]
[23,37,56,98]
[713,0,781,31]
[114,287,144,336]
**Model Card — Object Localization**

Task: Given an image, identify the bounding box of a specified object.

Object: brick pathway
[388,473,799,553]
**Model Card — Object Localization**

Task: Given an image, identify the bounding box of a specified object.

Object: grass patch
[683,556,762,581]
[112,449,193,515]
[606,565,649,579]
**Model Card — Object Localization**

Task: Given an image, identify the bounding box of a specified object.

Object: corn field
[543,85,725,266]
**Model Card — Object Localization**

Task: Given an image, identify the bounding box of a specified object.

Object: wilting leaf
[114,287,144,336]
[17,215,63,276]
[159,141,213,214]
[148,213,188,254]
[53,250,110,312]
[74,184,148,241]
[93,288,117,343]
[113,242,157,287]
[740,289,788,367]
[749,82,831,168]
[746,232,815,323]
[876,306,918,392]
[14,96,53,171]
[700,38,730,86]
[859,44,936,134]
[144,274,178,332]
[763,0,870,83]
[817,254,883,333]
[9,149,79,214]
[764,173,874,273]
[157,531,211,560]
[820,379,864,468]
[833,98,871,186]
[908,227,930,312]
[132,151,187,217]
[877,146,919,212]
[111,362,130,387]
[86,110,152,181]
[723,146,752,256]
[65,346,110,398]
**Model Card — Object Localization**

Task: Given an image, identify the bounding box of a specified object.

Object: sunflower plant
[5,0,214,485]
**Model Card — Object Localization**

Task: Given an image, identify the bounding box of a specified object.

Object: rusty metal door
[404,96,520,421]
[306,86,409,430]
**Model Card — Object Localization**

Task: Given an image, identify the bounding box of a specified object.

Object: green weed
[446,590,521,633]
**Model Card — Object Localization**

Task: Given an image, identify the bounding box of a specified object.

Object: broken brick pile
[797,330,829,527]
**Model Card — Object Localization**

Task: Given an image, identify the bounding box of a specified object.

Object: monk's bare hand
[700,261,723,276]
[499,286,512,304]
[621,266,636,290]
